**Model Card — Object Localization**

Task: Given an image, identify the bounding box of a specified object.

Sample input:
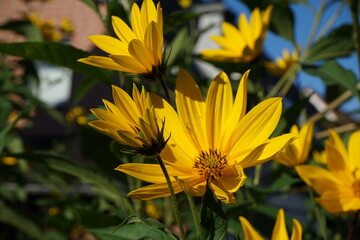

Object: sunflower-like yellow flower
[200,6,272,63]
[274,120,314,167]
[313,150,326,165]
[296,130,360,214]
[78,0,165,81]
[239,209,302,240]
[116,70,295,203]
[265,47,300,76]
[88,84,167,155]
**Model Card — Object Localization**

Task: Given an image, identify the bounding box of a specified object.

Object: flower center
[194,149,227,181]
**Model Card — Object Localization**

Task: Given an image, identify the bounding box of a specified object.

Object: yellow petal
[115,163,188,184]
[116,130,143,148]
[317,190,360,214]
[111,85,141,126]
[239,216,264,240]
[78,56,135,72]
[327,129,348,166]
[209,180,235,204]
[128,181,183,200]
[176,176,206,196]
[205,71,233,149]
[128,39,154,71]
[348,130,360,172]
[175,70,208,151]
[227,97,282,155]
[150,93,198,166]
[326,143,353,183]
[295,165,339,195]
[290,219,302,240]
[258,133,297,163]
[272,209,289,240]
[297,120,314,164]
[220,70,249,150]
[110,54,148,73]
[88,35,129,55]
[130,3,144,39]
[156,2,163,35]
[112,16,136,43]
[220,165,247,192]
[144,22,163,65]
[140,0,157,31]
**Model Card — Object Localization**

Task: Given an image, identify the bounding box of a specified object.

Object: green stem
[155,155,185,239]
[317,2,345,39]
[158,76,172,105]
[253,164,262,186]
[307,186,327,240]
[186,194,200,236]
[350,0,360,74]
[347,211,359,240]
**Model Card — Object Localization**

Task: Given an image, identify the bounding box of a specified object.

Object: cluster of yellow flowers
[27,13,73,41]
[77,0,359,238]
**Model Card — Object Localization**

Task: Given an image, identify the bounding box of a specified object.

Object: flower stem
[307,186,327,240]
[186,194,200,236]
[158,76,172,105]
[347,211,359,240]
[155,155,185,239]
[253,164,262,186]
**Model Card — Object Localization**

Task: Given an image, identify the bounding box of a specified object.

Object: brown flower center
[194,149,227,181]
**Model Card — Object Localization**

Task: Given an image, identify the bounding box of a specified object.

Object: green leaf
[198,187,227,240]
[7,151,134,216]
[164,11,200,33]
[89,215,179,240]
[269,3,295,42]
[304,25,355,63]
[0,42,113,82]
[0,20,43,41]
[303,60,360,99]
[0,200,45,240]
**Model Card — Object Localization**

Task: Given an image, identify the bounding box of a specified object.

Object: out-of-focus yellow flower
[313,150,326,165]
[60,18,74,34]
[78,0,165,81]
[144,201,162,220]
[265,47,300,76]
[296,130,360,214]
[274,120,314,167]
[1,157,17,166]
[200,6,272,63]
[178,0,192,8]
[47,206,60,216]
[66,107,87,125]
[116,70,296,203]
[27,14,63,41]
[239,209,302,240]
[88,84,168,156]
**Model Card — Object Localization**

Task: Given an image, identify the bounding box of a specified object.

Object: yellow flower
[88,84,168,155]
[200,6,272,63]
[66,106,87,125]
[239,209,302,240]
[1,157,17,166]
[78,0,165,81]
[265,47,300,76]
[116,70,295,203]
[178,0,192,9]
[60,18,74,34]
[313,150,326,165]
[144,201,162,220]
[275,120,314,167]
[296,130,360,214]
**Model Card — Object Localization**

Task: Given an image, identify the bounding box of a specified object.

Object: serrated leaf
[0,42,113,82]
[90,215,179,240]
[198,187,227,240]
[0,200,45,240]
[164,11,200,33]
[303,60,360,99]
